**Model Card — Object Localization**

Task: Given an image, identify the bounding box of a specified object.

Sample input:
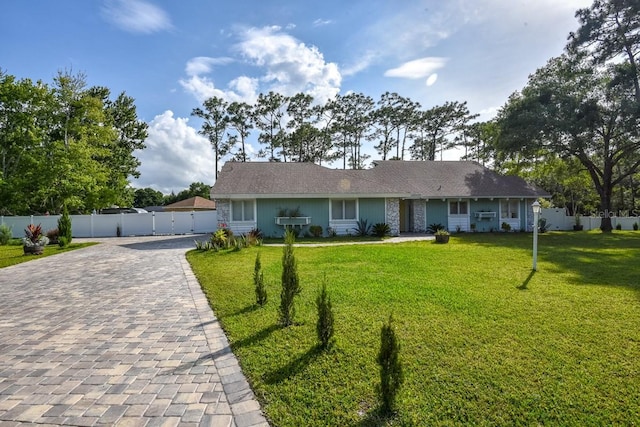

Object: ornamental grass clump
[254,252,267,306]
[378,314,403,415]
[279,228,301,326]
[0,224,11,245]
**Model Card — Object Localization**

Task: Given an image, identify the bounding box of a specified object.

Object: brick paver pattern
[0,236,268,427]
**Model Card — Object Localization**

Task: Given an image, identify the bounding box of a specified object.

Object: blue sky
[2,0,590,194]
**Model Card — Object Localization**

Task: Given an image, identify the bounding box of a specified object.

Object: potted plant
[23,223,49,255]
[434,229,450,244]
[573,214,583,231]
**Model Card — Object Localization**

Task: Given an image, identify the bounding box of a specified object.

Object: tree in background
[192,96,229,179]
[163,182,211,205]
[133,187,165,207]
[0,69,147,215]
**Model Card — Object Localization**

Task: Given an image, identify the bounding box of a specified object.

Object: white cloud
[180,26,342,105]
[342,50,379,77]
[385,57,448,79]
[185,57,233,77]
[425,73,438,86]
[101,0,172,34]
[133,111,215,193]
[313,19,333,27]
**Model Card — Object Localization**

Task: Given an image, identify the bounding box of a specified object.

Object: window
[449,201,468,215]
[231,200,255,221]
[501,200,519,219]
[331,199,357,220]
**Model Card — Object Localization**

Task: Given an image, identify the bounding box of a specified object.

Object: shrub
[353,218,372,236]
[316,282,334,350]
[279,228,301,326]
[0,224,11,245]
[254,253,267,306]
[58,206,72,247]
[427,223,445,233]
[501,222,511,232]
[616,223,622,230]
[538,218,551,233]
[246,228,263,246]
[372,222,391,237]
[634,222,638,231]
[210,229,229,248]
[23,223,49,247]
[327,227,337,237]
[309,225,323,237]
[46,228,60,245]
[378,314,403,414]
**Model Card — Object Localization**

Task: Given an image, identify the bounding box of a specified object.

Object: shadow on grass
[263,345,323,384]
[356,406,398,427]
[458,232,640,291]
[231,324,281,351]
[228,304,261,317]
[517,270,536,290]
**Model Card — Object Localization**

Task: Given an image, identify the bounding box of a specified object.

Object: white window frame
[330,199,358,221]
[500,199,520,219]
[231,199,256,222]
[449,200,468,215]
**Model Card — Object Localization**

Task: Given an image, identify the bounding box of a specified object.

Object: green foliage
[538,218,551,233]
[0,224,11,245]
[616,223,622,230]
[279,228,301,326]
[0,70,147,214]
[372,222,391,237]
[316,281,334,350]
[434,228,450,236]
[210,228,229,248]
[57,205,72,247]
[501,222,511,232]
[133,187,165,207]
[427,223,445,233]
[634,222,638,231]
[353,218,372,236]
[163,182,211,205]
[309,225,323,237]
[378,314,403,414]
[254,253,267,306]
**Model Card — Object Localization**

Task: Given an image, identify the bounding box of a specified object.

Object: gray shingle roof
[211,161,549,199]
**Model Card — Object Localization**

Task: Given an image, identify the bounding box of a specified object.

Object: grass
[0,239,97,268]
[187,231,640,426]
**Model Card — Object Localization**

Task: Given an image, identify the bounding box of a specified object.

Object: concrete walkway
[0,235,268,427]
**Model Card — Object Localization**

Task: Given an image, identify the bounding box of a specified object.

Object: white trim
[329,198,359,221]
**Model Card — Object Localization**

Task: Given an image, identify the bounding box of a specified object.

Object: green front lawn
[0,240,97,268]
[187,232,640,426]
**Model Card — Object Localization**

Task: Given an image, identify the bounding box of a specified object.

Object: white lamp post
[532,201,541,271]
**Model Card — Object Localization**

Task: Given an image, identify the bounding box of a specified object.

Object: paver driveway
[0,236,268,427]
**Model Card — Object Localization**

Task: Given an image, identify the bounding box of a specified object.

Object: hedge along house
[211,160,549,237]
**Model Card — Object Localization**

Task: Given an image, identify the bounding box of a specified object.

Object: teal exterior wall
[358,198,386,225]
[425,200,448,229]
[469,200,500,232]
[255,197,386,237]
[256,198,328,238]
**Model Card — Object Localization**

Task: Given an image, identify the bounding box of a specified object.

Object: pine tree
[254,252,267,306]
[57,205,72,247]
[279,228,300,326]
[316,282,335,350]
[378,314,403,414]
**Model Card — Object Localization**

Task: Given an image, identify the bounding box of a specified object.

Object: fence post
[152,211,156,236]
[191,211,195,234]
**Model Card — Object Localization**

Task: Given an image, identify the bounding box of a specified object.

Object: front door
[399,200,411,232]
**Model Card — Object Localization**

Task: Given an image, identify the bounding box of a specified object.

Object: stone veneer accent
[216,199,230,227]
[386,198,400,236]
[412,200,426,233]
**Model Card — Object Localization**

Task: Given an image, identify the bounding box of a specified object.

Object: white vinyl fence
[540,208,639,231]
[2,211,218,238]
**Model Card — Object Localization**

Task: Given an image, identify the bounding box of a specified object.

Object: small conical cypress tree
[279,228,300,326]
[316,282,335,350]
[378,314,403,414]
[254,252,267,306]
[58,205,72,247]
